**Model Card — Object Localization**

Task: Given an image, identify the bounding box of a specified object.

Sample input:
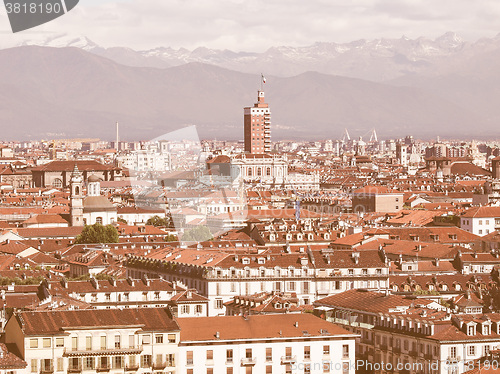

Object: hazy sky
[1,0,500,51]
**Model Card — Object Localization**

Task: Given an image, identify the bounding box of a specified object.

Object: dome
[87,174,102,183]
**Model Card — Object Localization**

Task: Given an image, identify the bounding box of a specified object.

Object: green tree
[116,217,127,224]
[146,215,170,227]
[75,223,119,244]
[182,226,213,242]
[164,234,178,242]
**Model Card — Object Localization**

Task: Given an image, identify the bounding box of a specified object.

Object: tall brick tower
[492,157,500,179]
[244,77,271,154]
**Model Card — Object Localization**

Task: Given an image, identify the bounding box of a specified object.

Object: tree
[75,223,119,244]
[182,226,213,242]
[146,215,170,227]
[164,234,178,242]
[116,217,127,224]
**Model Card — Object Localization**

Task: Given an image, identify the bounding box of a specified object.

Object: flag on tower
[261,74,266,84]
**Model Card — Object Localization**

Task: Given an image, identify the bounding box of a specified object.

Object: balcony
[409,351,419,357]
[67,367,82,373]
[241,357,256,366]
[96,365,111,372]
[63,346,143,357]
[281,356,297,364]
[41,367,54,374]
[152,362,167,370]
[125,364,139,371]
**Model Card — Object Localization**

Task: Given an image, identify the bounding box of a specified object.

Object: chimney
[215,331,220,339]
[294,321,299,328]
[90,276,99,290]
[352,251,360,264]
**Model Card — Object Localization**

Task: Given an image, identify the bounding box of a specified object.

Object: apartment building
[4,308,179,374]
[38,277,208,318]
[176,313,357,374]
[460,207,500,236]
[126,247,390,316]
[314,289,500,374]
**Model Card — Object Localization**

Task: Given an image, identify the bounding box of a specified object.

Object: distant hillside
[0,46,492,140]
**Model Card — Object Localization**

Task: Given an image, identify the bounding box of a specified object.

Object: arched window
[248,168,252,177]
[96,217,103,224]
[257,168,262,176]
[266,167,271,176]
[53,178,63,188]
[75,186,80,195]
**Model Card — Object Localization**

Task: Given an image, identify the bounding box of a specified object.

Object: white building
[5,308,180,374]
[176,313,358,374]
[460,206,500,236]
[126,247,390,316]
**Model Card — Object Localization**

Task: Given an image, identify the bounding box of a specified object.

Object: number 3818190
[5,2,62,14]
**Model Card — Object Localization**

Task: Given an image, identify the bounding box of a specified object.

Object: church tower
[70,165,84,226]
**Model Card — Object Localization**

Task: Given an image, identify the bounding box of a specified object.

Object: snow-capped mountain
[129,32,477,80]
[5,31,497,81]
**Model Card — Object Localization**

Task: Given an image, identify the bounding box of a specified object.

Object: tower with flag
[244,74,271,154]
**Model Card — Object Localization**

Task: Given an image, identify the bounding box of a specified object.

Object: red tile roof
[177,313,354,342]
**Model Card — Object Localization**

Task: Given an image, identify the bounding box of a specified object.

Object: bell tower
[70,164,84,226]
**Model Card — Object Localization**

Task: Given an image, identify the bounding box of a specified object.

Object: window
[304,346,311,359]
[227,368,233,374]
[57,358,64,372]
[206,350,213,361]
[166,353,175,367]
[96,217,103,224]
[56,338,64,347]
[449,346,457,359]
[151,334,162,344]
[72,337,78,351]
[342,344,349,359]
[142,335,151,345]
[140,355,151,368]
[468,325,475,336]
[86,336,92,350]
[196,304,203,314]
[226,349,233,363]
[187,351,193,365]
[342,361,349,374]
[215,299,223,309]
[31,359,38,373]
[468,346,476,356]
[100,336,107,350]
[484,345,490,357]
[266,366,272,374]
[246,348,253,359]
[114,335,121,348]
[113,356,123,369]
[43,338,51,348]
[207,369,214,374]
[266,347,272,361]
[29,339,38,349]
[84,357,94,370]
[129,355,136,368]
[128,335,135,348]
[323,345,330,355]
[181,304,190,314]
[168,334,176,343]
